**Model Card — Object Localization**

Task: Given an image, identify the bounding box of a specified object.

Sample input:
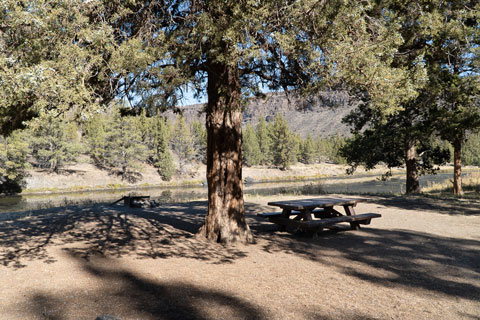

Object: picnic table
[258,197,381,233]
[110,195,151,207]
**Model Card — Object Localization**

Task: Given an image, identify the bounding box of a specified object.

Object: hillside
[19,92,358,193]
[166,91,355,138]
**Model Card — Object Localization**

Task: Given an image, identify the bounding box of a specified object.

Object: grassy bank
[422,172,480,199]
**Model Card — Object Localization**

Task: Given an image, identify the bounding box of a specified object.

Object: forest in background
[0,106,348,193]
[1,103,480,194]
[0,1,477,202]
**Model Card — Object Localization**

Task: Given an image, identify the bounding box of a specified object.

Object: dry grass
[423,172,480,198]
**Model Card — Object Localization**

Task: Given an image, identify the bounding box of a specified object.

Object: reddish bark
[405,141,420,194]
[196,61,254,244]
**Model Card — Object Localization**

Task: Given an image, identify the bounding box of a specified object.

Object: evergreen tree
[191,120,207,164]
[315,138,328,162]
[0,0,122,134]
[301,134,316,164]
[269,114,297,170]
[242,124,261,167]
[84,114,108,167]
[342,101,442,194]
[338,0,432,193]
[328,135,347,165]
[256,117,272,165]
[171,116,194,175]
[0,130,30,194]
[419,0,479,195]
[337,0,478,194]
[464,133,480,166]
[26,112,83,172]
[151,117,175,181]
[136,109,153,146]
[315,136,347,164]
[341,112,449,181]
[103,111,149,181]
[1,0,420,243]
[292,133,302,163]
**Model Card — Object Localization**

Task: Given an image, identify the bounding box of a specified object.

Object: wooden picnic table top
[267,197,365,210]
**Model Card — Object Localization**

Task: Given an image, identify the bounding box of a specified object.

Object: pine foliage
[243,124,261,167]
[171,116,195,175]
[0,0,479,199]
[300,134,316,165]
[256,118,272,165]
[191,120,207,164]
[151,117,175,181]
[464,133,480,167]
[102,111,149,181]
[0,130,30,193]
[85,114,108,167]
[26,112,83,172]
[269,114,298,170]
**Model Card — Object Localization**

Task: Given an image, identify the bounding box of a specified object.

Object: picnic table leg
[301,209,313,221]
[298,209,314,233]
[324,206,342,217]
[343,205,360,230]
[278,208,291,231]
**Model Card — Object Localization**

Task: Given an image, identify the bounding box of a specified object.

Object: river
[0,172,473,214]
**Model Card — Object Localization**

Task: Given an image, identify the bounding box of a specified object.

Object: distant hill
[166,91,356,138]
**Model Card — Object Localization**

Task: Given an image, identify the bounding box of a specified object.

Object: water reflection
[0,172,474,214]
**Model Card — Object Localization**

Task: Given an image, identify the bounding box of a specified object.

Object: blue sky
[178,89,207,106]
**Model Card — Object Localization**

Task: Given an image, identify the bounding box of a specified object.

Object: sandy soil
[0,195,479,320]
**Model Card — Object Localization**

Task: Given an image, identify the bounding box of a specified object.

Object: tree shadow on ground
[0,201,253,268]
[253,224,480,301]
[2,199,479,304]
[18,253,265,320]
[372,195,480,216]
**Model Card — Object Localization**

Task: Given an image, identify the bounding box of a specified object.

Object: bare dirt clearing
[0,195,479,319]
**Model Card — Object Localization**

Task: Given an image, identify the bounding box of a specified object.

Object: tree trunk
[453,136,463,196]
[405,141,420,194]
[197,61,254,244]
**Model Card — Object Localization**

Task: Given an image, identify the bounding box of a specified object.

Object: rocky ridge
[167,91,355,137]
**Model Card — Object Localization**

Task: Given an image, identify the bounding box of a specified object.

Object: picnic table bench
[258,197,381,233]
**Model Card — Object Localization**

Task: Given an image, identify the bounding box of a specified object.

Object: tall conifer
[243,124,261,167]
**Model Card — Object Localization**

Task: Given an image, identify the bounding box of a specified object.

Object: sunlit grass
[422,172,480,199]
[22,179,206,195]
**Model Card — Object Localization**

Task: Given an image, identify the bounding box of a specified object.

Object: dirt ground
[0,195,479,320]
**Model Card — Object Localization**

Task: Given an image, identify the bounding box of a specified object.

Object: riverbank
[0,163,476,214]
[24,162,356,193]
[22,161,478,195]
[0,195,478,319]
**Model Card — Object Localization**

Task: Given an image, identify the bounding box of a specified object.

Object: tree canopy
[340,0,479,194]
[1,0,452,243]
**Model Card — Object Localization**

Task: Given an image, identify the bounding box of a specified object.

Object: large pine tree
[425,0,480,195]
[1,0,417,243]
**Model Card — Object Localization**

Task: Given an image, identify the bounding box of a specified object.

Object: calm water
[0,172,473,213]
